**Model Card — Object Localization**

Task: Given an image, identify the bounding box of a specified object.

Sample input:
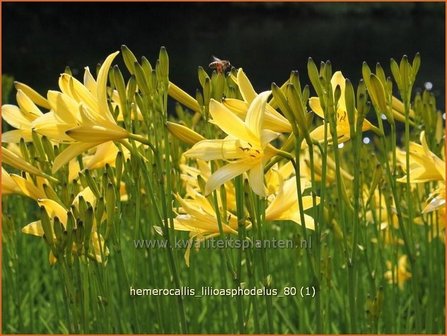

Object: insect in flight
[209,56,231,74]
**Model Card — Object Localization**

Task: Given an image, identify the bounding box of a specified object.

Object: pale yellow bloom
[384,255,412,290]
[28,52,128,173]
[162,192,245,266]
[185,91,279,196]
[309,71,376,144]
[265,172,319,230]
[179,157,236,211]
[1,89,45,142]
[421,184,445,242]
[396,131,445,183]
[224,68,292,133]
[2,146,45,177]
[1,167,22,195]
[21,187,109,264]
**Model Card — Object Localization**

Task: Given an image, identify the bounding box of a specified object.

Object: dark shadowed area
[2,2,445,107]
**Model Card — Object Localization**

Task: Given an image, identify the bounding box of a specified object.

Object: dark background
[2,2,445,107]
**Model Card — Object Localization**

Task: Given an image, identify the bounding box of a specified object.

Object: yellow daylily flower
[421,184,445,242]
[2,89,45,143]
[309,71,376,144]
[185,91,279,196]
[396,131,445,183]
[384,255,412,290]
[21,188,109,264]
[264,161,294,195]
[1,167,22,195]
[224,68,292,133]
[164,192,244,266]
[179,157,236,211]
[10,173,48,200]
[29,52,129,173]
[265,174,319,230]
[2,146,45,177]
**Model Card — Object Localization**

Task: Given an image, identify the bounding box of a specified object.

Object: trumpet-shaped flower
[420,184,445,242]
[1,89,45,143]
[309,71,376,143]
[396,131,445,183]
[1,167,22,195]
[184,91,279,196]
[179,157,236,211]
[21,187,109,264]
[28,52,128,173]
[159,192,245,266]
[265,172,320,230]
[223,68,292,133]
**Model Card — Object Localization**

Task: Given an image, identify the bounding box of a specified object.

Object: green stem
[234,175,245,333]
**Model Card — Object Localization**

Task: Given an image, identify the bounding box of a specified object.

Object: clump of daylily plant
[2,47,444,334]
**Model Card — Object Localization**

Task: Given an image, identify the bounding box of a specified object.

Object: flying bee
[209,56,231,74]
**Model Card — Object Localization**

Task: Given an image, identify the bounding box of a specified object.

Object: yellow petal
[73,187,97,209]
[331,71,346,108]
[309,97,325,119]
[59,73,98,113]
[97,51,120,123]
[245,90,270,141]
[53,142,101,173]
[290,213,316,230]
[68,159,81,181]
[420,131,445,180]
[11,174,46,200]
[261,129,280,147]
[2,146,44,176]
[264,104,292,133]
[22,220,45,237]
[14,81,51,109]
[248,163,265,196]
[1,167,22,194]
[237,68,257,103]
[47,91,79,125]
[83,67,97,95]
[205,159,253,195]
[16,90,43,120]
[310,125,327,142]
[222,98,248,118]
[38,199,68,225]
[209,99,256,144]
[31,112,75,142]
[1,130,33,143]
[1,104,32,129]
[84,141,119,170]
